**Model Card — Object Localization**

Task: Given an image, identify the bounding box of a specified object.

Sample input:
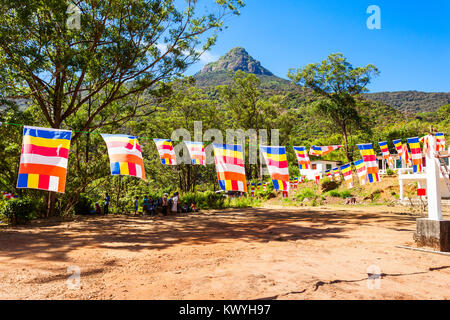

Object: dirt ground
[0,205,449,300]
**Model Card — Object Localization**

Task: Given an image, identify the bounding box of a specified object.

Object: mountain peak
[199,47,274,76]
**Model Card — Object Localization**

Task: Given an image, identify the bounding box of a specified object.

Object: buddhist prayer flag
[101,134,146,180]
[357,143,380,183]
[354,159,367,185]
[393,139,403,154]
[332,167,341,181]
[393,139,412,166]
[340,163,354,188]
[378,141,393,167]
[436,133,446,151]
[325,169,332,179]
[419,136,430,154]
[184,141,206,165]
[309,145,341,156]
[293,146,311,169]
[153,139,177,165]
[260,146,290,191]
[17,126,72,193]
[407,137,422,173]
[1,191,18,200]
[213,144,247,192]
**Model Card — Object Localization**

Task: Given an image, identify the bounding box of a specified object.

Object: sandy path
[0,206,449,300]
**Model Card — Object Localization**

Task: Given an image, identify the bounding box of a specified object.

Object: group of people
[94,192,197,216]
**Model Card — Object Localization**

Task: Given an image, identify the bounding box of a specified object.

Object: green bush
[386,168,395,176]
[227,196,261,208]
[180,191,226,209]
[0,198,37,225]
[326,190,341,197]
[340,190,353,198]
[296,187,317,202]
[74,194,95,215]
[321,178,340,192]
[325,189,353,198]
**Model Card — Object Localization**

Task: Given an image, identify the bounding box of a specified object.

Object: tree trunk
[46,192,56,218]
[343,130,353,162]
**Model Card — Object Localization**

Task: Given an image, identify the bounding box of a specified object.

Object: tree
[288,53,379,162]
[217,70,291,179]
[0,0,243,215]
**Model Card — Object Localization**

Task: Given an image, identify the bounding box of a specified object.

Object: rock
[199,47,274,76]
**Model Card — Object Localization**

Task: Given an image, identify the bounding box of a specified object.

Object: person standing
[162,193,169,216]
[171,192,179,215]
[134,196,139,215]
[143,195,149,215]
[104,193,111,215]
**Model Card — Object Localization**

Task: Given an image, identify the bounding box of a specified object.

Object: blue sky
[186,0,450,93]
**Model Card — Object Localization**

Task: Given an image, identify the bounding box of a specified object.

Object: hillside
[196,47,449,114]
[366,91,450,114]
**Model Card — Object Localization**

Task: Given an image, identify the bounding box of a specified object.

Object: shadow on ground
[0,207,417,262]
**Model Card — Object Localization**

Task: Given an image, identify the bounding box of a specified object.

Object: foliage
[0,197,37,225]
[296,187,318,202]
[320,179,340,192]
[386,169,395,176]
[0,0,243,216]
[226,196,261,208]
[326,189,353,198]
[288,53,379,162]
[74,194,95,215]
[179,191,226,210]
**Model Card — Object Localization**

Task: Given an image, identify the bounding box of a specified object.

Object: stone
[413,218,450,252]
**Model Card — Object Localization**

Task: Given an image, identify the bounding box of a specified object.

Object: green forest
[0,0,448,221]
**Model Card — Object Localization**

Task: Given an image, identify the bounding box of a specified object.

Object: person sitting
[95,203,102,215]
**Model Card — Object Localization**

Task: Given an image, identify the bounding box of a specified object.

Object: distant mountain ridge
[195,47,449,114]
[365,91,450,113]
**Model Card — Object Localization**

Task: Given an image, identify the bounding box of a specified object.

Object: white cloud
[197,50,219,64]
[155,43,218,65]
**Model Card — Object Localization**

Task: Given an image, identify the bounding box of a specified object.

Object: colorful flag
[293,146,311,169]
[325,169,332,179]
[1,191,18,200]
[101,134,146,180]
[332,167,341,181]
[184,141,206,165]
[213,144,247,192]
[357,143,380,183]
[340,163,354,188]
[436,133,446,151]
[378,141,393,167]
[17,126,72,193]
[309,145,341,156]
[419,136,430,154]
[153,139,177,165]
[260,146,290,191]
[407,137,422,173]
[354,159,367,185]
[393,139,403,154]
